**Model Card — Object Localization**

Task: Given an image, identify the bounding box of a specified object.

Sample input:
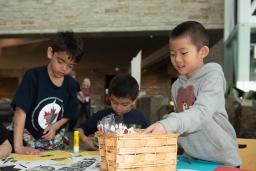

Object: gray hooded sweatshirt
[159,63,241,166]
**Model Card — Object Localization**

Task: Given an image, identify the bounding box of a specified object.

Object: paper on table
[2,151,100,171]
[10,150,72,160]
[13,160,57,170]
[79,151,99,156]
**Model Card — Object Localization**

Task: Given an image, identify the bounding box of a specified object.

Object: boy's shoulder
[125,108,145,117]
[93,108,145,118]
[20,66,47,84]
[200,63,224,80]
[172,63,225,88]
[95,108,144,116]
[64,75,78,88]
[203,62,223,73]
[96,108,113,115]
[24,65,47,77]
[179,63,223,81]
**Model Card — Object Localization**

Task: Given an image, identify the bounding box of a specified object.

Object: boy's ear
[200,46,209,59]
[47,47,54,59]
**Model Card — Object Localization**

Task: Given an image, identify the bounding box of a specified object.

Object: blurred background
[0,0,225,122]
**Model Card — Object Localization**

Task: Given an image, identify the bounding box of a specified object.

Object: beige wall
[0,0,223,34]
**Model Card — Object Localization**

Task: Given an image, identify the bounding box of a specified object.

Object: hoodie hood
[178,63,224,82]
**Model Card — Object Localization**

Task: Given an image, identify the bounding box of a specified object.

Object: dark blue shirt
[79,108,149,136]
[11,66,79,139]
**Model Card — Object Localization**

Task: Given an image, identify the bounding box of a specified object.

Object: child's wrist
[52,123,59,130]
[80,133,89,143]
[14,141,23,149]
[52,121,62,130]
[156,122,167,133]
[14,145,23,152]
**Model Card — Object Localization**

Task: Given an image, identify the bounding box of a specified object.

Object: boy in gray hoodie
[144,21,241,167]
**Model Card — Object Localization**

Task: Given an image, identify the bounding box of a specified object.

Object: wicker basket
[98,130,178,171]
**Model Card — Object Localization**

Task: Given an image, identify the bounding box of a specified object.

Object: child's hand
[78,128,98,150]
[42,124,57,140]
[143,122,167,134]
[82,136,98,150]
[85,96,90,102]
[15,146,41,155]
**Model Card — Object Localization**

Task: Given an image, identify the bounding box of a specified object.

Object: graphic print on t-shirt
[32,97,64,131]
[176,85,196,112]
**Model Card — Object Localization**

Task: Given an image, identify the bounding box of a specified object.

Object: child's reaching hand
[42,124,57,140]
[77,128,98,150]
[143,122,167,134]
[15,146,41,155]
[82,136,98,150]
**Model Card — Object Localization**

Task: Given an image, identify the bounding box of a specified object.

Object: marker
[19,164,27,168]
[73,130,79,154]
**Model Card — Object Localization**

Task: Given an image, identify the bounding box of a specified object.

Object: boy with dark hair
[10,31,84,154]
[78,74,149,150]
[144,21,241,167]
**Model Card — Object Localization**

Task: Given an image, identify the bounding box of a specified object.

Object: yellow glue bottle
[73,130,79,154]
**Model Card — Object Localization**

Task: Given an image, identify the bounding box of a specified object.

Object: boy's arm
[42,118,69,140]
[13,107,40,154]
[13,107,25,151]
[0,139,12,159]
[143,122,167,134]
[78,110,104,136]
[77,128,97,150]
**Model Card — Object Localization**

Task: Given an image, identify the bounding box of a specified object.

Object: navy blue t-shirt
[11,66,79,140]
[79,108,149,136]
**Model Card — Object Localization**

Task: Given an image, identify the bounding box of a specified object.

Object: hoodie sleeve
[159,70,226,134]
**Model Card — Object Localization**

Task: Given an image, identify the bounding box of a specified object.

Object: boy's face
[109,95,135,116]
[47,47,76,79]
[169,35,209,78]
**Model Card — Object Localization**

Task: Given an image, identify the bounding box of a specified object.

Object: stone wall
[0,0,223,34]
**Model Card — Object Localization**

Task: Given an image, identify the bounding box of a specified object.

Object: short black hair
[51,31,84,63]
[109,74,139,101]
[169,21,209,49]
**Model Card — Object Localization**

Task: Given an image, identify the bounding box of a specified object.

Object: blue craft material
[177,156,222,171]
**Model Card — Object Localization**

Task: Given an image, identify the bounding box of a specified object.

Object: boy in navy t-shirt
[78,74,149,150]
[11,32,84,154]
